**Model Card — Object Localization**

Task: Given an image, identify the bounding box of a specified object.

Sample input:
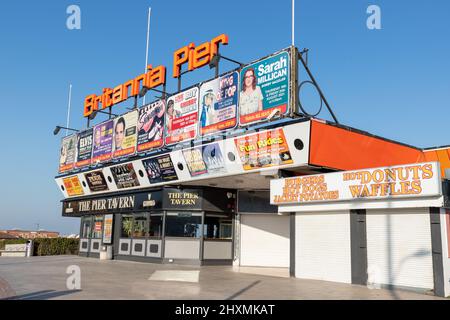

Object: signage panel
[62,176,84,197]
[59,135,77,173]
[92,119,114,163]
[76,128,93,168]
[84,170,109,192]
[113,110,138,159]
[102,214,113,244]
[182,143,226,177]
[137,100,165,153]
[142,155,178,184]
[110,163,140,189]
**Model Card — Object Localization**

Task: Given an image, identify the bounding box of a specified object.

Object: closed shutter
[240,214,290,268]
[366,208,433,290]
[296,211,352,284]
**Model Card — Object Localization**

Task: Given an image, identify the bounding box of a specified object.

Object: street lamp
[53,126,79,136]
[209,53,244,77]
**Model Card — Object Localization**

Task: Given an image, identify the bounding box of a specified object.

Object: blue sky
[0,1,449,234]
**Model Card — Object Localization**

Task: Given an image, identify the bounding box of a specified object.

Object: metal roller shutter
[296,211,352,284]
[366,208,433,290]
[240,214,290,268]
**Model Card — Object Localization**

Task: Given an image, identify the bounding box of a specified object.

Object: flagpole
[65,84,72,136]
[143,7,151,106]
[292,0,295,46]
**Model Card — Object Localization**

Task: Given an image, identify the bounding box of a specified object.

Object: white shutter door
[366,208,433,290]
[296,211,352,284]
[240,214,290,268]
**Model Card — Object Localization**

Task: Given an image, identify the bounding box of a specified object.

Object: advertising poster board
[199,71,238,136]
[137,100,165,153]
[239,51,290,125]
[182,143,226,177]
[62,176,84,197]
[235,128,293,171]
[84,170,109,192]
[92,120,114,163]
[59,134,77,173]
[110,163,140,189]
[113,110,138,159]
[102,214,114,244]
[165,87,199,145]
[75,129,93,168]
[142,155,178,184]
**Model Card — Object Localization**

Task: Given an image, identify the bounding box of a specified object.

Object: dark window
[149,215,163,238]
[204,216,232,239]
[121,214,133,238]
[165,214,202,238]
[81,216,92,238]
[132,214,148,238]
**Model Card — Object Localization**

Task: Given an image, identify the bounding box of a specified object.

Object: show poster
[75,129,93,168]
[142,155,178,184]
[239,51,290,125]
[113,110,138,159]
[84,170,109,192]
[102,214,114,244]
[110,163,140,189]
[199,72,238,136]
[62,176,84,196]
[182,143,225,177]
[165,87,199,145]
[235,128,293,171]
[59,134,77,173]
[92,120,114,163]
[137,100,165,153]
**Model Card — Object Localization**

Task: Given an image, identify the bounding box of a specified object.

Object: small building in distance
[0,230,59,239]
[0,232,20,240]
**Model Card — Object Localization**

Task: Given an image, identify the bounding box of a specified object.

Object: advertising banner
[142,155,178,184]
[182,143,226,177]
[239,51,290,125]
[110,163,140,189]
[62,176,84,197]
[270,162,442,205]
[137,100,165,153]
[92,120,114,163]
[165,87,199,145]
[75,129,93,168]
[199,71,238,136]
[84,170,109,192]
[235,128,293,171]
[59,134,77,173]
[102,214,114,244]
[113,110,138,159]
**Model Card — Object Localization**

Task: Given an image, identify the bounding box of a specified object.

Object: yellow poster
[63,176,84,196]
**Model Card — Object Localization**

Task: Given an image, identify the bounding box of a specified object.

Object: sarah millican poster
[235,128,293,171]
[110,163,140,189]
[165,87,199,145]
[92,119,114,163]
[59,134,77,173]
[84,170,109,192]
[113,110,138,159]
[137,100,165,153]
[75,128,93,168]
[182,143,225,177]
[199,71,238,136]
[239,51,290,125]
[142,155,178,184]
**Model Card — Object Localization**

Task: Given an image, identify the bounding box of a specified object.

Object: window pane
[132,214,148,238]
[165,215,202,238]
[81,216,92,238]
[92,215,103,239]
[204,217,232,239]
[149,216,163,238]
[121,214,133,238]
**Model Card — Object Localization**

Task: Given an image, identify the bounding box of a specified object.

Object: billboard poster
[199,71,238,136]
[182,143,226,177]
[62,176,84,197]
[75,129,93,168]
[165,87,199,145]
[102,214,114,244]
[235,128,293,171]
[113,110,138,159]
[142,155,178,184]
[92,120,114,163]
[59,134,77,173]
[239,51,290,125]
[137,100,165,153]
[84,170,109,192]
[110,163,140,189]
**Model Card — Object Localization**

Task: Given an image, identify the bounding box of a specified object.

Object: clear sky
[0,1,449,234]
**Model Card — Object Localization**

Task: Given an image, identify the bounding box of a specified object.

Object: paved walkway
[0,256,444,300]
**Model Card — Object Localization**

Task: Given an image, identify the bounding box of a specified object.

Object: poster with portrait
[239,51,290,125]
[84,170,109,192]
[182,143,226,177]
[62,176,84,197]
[234,128,293,171]
[137,100,165,153]
[199,71,238,136]
[59,134,77,173]
[142,155,178,184]
[92,119,114,164]
[165,87,199,145]
[110,163,140,189]
[75,128,93,168]
[113,110,138,159]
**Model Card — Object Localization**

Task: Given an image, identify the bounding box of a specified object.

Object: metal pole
[292,0,295,46]
[143,7,151,105]
[65,84,72,136]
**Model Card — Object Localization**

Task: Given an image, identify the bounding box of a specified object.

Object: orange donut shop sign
[270,162,442,205]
